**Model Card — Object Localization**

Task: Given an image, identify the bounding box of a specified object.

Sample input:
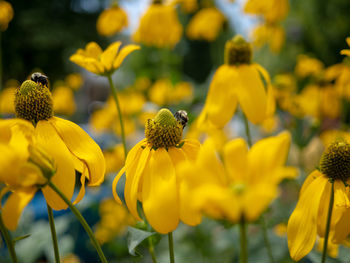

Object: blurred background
[1,0,350,262]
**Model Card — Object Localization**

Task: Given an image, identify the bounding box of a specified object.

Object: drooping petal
[112,166,126,204]
[125,147,151,221]
[2,188,36,230]
[198,65,238,128]
[223,138,248,182]
[287,175,328,261]
[333,205,350,243]
[112,44,141,70]
[50,117,105,187]
[168,147,188,175]
[180,139,200,162]
[142,149,179,234]
[36,120,76,210]
[100,41,122,71]
[73,173,86,205]
[235,65,267,124]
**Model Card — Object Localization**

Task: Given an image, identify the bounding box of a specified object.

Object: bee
[174,110,188,128]
[31,72,49,87]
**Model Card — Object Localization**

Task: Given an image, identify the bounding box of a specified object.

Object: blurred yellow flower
[173,0,197,13]
[197,35,275,128]
[340,37,350,57]
[244,0,289,23]
[179,131,296,226]
[112,108,200,234]
[287,140,350,261]
[186,7,226,42]
[325,63,350,100]
[295,54,324,78]
[274,223,287,237]
[95,198,135,244]
[0,86,16,115]
[252,23,285,53]
[133,1,182,48]
[0,0,13,31]
[96,5,128,36]
[70,41,140,75]
[65,73,83,91]
[103,144,125,174]
[148,79,193,106]
[9,79,105,211]
[52,85,76,116]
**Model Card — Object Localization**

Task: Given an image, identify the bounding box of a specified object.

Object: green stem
[0,214,18,263]
[260,216,274,263]
[321,181,335,263]
[46,203,60,263]
[148,236,157,263]
[239,217,248,263]
[48,181,108,263]
[243,115,252,147]
[168,232,175,263]
[107,74,127,159]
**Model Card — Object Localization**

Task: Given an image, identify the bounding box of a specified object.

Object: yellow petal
[85,42,103,59]
[50,117,105,186]
[340,49,350,57]
[236,65,267,124]
[333,205,350,243]
[247,131,291,184]
[243,184,278,221]
[100,41,122,71]
[200,65,238,128]
[180,139,200,161]
[72,174,86,205]
[287,175,328,261]
[223,138,248,182]
[112,166,126,204]
[35,120,76,210]
[168,147,188,175]
[2,189,36,230]
[142,149,179,234]
[113,44,141,70]
[125,147,151,221]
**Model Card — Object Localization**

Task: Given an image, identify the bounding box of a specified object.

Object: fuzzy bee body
[174,110,188,128]
[31,72,49,87]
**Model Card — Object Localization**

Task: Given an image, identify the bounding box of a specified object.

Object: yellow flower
[95,198,135,244]
[132,1,183,48]
[104,144,125,174]
[179,131,296,225]
[0,86,16,115]
[340,37,350,57]
[0,118,53,229]
[112,108,200,234]
[325,63,350,100]
[70,41,140,75]
[295,54,324,78]
[287,140,350,261]
[148,79,193,106]
[173,0,198,13]
[197,35,275,128]
[6,79,105,212]
[244,0,289,23]
[274,223,287,237]
[316,237,339,258]
[252,23,285,53]
[52,84,76,116]
[186,7,226,42]
[65,73,83,91]
[0,0,13,31]
[96,5,128,36]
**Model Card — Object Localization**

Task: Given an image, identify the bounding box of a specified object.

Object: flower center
[224,35,252,65]
[145,108,183,149]
[230,183,246,196]
[319,140,350,182]
[15,80,53,125]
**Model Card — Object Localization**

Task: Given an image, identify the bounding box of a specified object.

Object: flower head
[70,41,140,76]
[4,77,106,212]
[112,108,200,234]
[340,37,350,57]
[132,1,183,48]
[96,5,128,36]
[197,35,275,128]
[178,132,296,225]
[287,139,350,261]
[186,7,226,42]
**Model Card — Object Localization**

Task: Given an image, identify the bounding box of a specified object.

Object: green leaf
[12,234,31,243]
[127,227,155,256]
